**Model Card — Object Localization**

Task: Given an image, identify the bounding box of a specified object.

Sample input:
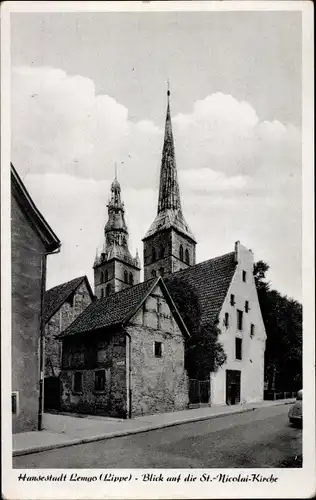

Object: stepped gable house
[44,275,94,379]
[58,89,266,417]
[11,163,61,433]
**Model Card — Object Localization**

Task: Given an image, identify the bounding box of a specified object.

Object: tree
[253,261,302,393]
[168,277,227,379]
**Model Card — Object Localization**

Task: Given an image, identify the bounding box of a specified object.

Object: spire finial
[114,162,118,180]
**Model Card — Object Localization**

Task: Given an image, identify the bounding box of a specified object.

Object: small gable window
[94,369,106,392]
[154,341,163,358]
[242,270,247,282]
[237,309,243,330]
[179,245,184,261]
[152,248,156,263]
[230,294,235,306]
[152,270,157,277]
[235,338,242,360]
[250,324,255,338]
[124,270,128,283]
[245,300,249,313]
[185,249,190,265]
[224,312,229,328]
[73,372,83,393]
[129,272,134,285]
[106,283,111,297]
[66,293,74,307]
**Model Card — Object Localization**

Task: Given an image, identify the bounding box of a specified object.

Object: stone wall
[94,260,140,299]
[127,283,188,416]
[60,331,127,418]
[11,195,45,433]
[45,281,93,377]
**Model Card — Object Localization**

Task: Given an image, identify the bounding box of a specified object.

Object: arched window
[129,273,134,285]
[179,245,184,261]
[106,283,111,297]
[185,249,190,265]
[152,248,156,263]
[160,246,165,259]
[152,270,157,278]
[124,270,128,283]
[100,288,104,299]
[100,271,104,283]
[159,267,164,277]
[104,269,108,282]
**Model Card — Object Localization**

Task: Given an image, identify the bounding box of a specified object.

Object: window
[152,248,156,263]
[235,338,242,360]
[151,270,157,277]
[160,246,165,259]
[73,372,83,393]
[66,293,74,307]
[250,324,255,338]
[185,249,190,265]
[100,271,104,283]
[129,272,134,285]
[154,341,163,358]
[230,294,235,306]
[12,392,19,415]
[237,309,243,330]
[242,270,247,282]
[100,288,104,299]
[124,270,128,283]
[106,283,111,297]
[94,370,106,391]
[104,269,108,282]
[179,245,184,261]
[245,300,249,313]
[159,267,164,276]
[224,312,229,327]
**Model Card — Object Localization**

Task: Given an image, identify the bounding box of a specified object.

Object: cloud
[11,66,302,299]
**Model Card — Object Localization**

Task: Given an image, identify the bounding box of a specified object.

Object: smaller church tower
[93,174,141,299]
[143,87,196,280]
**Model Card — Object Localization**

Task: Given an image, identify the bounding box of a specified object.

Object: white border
[1,2,315,499]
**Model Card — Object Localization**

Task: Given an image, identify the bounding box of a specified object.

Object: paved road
[14,405,302,469]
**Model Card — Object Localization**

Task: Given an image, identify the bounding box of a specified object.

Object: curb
[13,407,256,457]
[13,400,294,457]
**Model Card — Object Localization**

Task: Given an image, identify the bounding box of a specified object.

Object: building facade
[59,279,189,418]
[11,164,61,433]
[93,176,141,299]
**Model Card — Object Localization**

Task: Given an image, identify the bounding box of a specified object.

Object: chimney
[234,241,240,263]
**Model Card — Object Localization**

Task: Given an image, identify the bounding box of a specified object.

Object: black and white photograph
[1,1,314,499]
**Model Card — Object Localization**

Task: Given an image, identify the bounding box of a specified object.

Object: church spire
[157,86,182,213]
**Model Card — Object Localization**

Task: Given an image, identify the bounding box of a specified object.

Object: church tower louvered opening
[142,88,196,281]
[93,174,141,298]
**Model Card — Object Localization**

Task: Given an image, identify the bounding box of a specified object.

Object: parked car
[288,389,302,427]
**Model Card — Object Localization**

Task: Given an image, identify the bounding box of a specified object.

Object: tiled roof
[60,278,157,337]
[44,276,93,323]
[165,252,237,330]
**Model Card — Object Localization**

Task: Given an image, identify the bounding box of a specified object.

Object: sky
[10,10,302,300]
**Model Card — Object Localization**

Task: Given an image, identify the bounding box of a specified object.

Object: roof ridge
[46,275,85,293]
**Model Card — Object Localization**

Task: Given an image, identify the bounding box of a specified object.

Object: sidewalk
[12,398,294,457]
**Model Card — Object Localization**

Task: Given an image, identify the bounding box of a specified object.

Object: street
[14,405,302,469]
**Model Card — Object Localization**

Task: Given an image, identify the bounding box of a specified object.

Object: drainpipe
[38,247,61,431]
[122,327,132,419]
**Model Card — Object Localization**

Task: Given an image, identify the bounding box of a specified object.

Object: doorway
[226,370,241,405]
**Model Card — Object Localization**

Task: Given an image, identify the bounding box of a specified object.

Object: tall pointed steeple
[142,87,197,281]
[157,88,181,213]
